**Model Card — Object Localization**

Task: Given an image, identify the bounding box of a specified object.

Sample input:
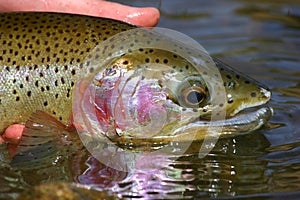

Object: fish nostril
[250,92,257,97]
[260,88,271,99]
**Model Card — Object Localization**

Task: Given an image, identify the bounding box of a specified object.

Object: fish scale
[0,12,135,133]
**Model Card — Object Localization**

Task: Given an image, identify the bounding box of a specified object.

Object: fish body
[0,12,272,139]
[0,12,135,133]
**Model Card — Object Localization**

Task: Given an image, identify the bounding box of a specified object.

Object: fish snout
[259,87,272,103]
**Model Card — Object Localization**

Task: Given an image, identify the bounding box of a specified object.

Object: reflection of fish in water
[0,12,273,198]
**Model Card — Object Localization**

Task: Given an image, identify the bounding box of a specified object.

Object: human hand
[0,0,160,27]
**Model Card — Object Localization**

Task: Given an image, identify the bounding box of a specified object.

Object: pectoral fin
[11,111,76,170]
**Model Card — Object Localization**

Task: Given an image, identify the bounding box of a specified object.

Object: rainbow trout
[0,13,273,198]
[0,12,273,143]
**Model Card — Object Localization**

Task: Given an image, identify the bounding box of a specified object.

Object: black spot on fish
[66,89,71,98]
[71,69,76,75]
[61,77,65,84]
[89,67,94,73]
[251,92,257,97]
[226,75,232,79]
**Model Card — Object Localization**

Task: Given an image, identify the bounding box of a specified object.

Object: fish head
[79,49,271,140]
[73,28,273,143]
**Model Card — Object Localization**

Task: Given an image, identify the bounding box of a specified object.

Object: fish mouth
[114,106,273,145]
[172,105,273,138]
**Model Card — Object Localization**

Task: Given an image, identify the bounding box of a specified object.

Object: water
[110,0,300,199]
[1,0,300,199]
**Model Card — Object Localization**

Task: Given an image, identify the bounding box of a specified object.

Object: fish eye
[182,86,206,107]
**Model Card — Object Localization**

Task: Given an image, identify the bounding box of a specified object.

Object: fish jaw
[172,106,273,140]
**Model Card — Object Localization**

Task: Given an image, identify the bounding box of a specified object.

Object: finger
[2,124,24,144]
[0,0,160,27]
